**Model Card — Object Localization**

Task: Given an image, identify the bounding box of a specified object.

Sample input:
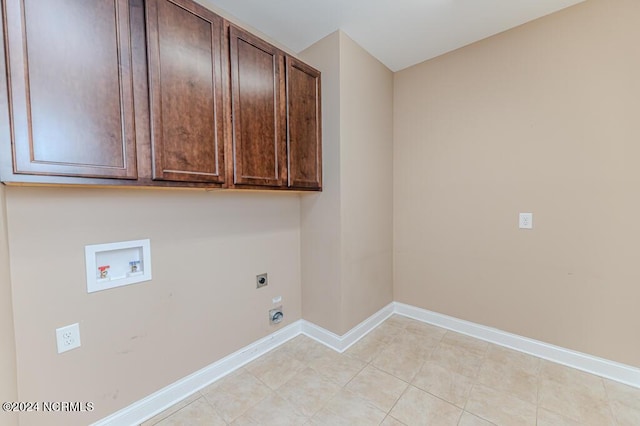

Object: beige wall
[0,185,18,426]
[301,32,394,335]
[339,33,394,332]
[394,0,640,367]
[6,187,301,425]
[300,32,344,333]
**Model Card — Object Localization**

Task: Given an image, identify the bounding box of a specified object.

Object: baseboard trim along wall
[94,302,640,425]
[301,302,395,352]
[394,302,640,389]
[91,322,302,426]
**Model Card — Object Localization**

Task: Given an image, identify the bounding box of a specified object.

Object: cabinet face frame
[285,56,322,190]
[146,0,226,183]
[3,0,139,179]
[228,25,287,188]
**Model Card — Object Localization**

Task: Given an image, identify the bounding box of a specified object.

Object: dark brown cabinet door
[146,0,225,183]
[229,25,286,187]
[286,57,322,190]
[4,0,138,179]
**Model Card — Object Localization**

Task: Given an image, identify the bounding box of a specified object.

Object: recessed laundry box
[84,239,152,293]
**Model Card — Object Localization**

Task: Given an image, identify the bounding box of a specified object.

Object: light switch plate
[519,213,533,229]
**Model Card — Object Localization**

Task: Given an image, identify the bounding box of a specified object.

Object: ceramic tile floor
[141,315,640,425]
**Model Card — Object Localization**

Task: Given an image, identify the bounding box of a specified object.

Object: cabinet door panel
[5,0,138,179]
[229,26,286,187]
[146,0,224,183]
[286,57,322,189]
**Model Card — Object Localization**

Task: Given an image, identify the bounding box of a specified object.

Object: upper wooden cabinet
[0,0,321,191]
[286,57,322,190]
[228,25,287,188]
[3,0,138,179]
[146,0,225,183]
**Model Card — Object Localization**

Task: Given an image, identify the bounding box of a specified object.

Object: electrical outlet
[56,323,81,353]
[519,213,533,229]
[256,273,268,289]
[269,306,283,325]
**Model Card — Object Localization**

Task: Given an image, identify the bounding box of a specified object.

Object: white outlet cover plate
[56,323,81,353]
[519,212,533,229]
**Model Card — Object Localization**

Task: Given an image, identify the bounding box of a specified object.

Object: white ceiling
[203,0,585,72]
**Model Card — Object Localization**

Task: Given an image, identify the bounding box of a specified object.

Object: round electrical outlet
[269,306,283,324]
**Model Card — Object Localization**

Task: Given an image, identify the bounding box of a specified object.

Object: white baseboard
[394,302,640,389]
[92,321,301,426]
[301,302,395,352]
[93,304,394,425]
[94,301,640,425]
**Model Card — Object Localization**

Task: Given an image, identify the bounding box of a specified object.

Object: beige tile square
[308,408,355,425]
[458,411,496,426]
[538,361,606,396]
[389,385,462,426]
[412,359,474,407]
[388,330,439,359]
[441,332,489,356]
[245,346,306,389]
[605,378,640,426]
[465,384,536,426]
[536,408,584,426]
[309,350,366,386]
[372,345,424,382]
[318,389,387,425]
[345,365,408,412]
[383,314,417,329]
[201,369,271,423]
[366,322,404,344]
[538,376,615,426]
[141,392,201,425]
[345,334,386,363]
[380,416,407,425]
[232,393,308,425]
[280,334,310,351]
[609,400,640,426]
[228,415,260,426]
[284,336,337,364]
[404,321,447,341]
[429,342,485,379]
[484,344,540,376]
[475,357,538,404]
[604,379,640,411]
[278,334,314,354]
[277,367,341,417]
[155,397,225,426]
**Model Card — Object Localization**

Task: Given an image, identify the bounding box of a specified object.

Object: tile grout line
[367,328,409,420]
[535,363,541,426]
[149,315,637,426]
[384,380,412,421]
[601,379,619,425]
